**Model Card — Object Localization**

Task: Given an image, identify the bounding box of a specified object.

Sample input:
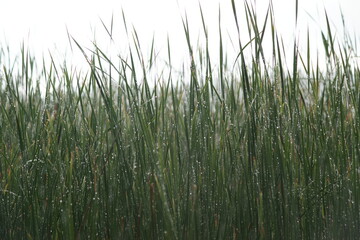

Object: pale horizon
[1,0,359,71]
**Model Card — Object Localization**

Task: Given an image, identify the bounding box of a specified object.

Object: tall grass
[0,1,359,239]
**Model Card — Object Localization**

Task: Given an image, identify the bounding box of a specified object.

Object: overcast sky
[1,0,359,70]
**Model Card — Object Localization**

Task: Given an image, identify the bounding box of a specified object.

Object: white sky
[1,0,359,71]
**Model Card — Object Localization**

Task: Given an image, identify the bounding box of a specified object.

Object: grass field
[0,1,359,239]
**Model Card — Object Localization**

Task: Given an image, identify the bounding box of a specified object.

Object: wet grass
[0,1,359,239]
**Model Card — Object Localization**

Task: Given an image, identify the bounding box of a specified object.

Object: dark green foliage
[0,2,359,239]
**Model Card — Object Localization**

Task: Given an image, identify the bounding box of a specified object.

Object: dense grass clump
[0,1,359,239]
